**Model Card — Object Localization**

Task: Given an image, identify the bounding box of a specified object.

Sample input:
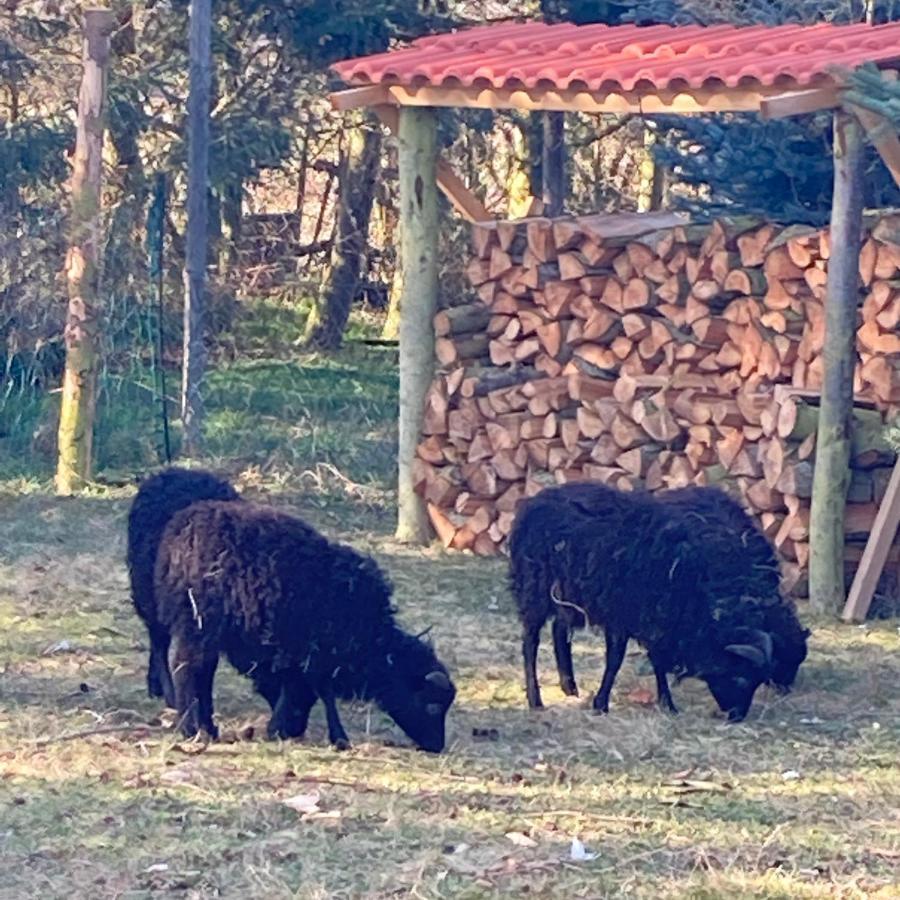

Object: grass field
[1,325,899,899]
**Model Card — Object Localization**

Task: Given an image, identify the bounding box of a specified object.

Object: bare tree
[181,0,212,455]
[56,9,114,495]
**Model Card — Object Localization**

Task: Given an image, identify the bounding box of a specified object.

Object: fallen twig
[519,809,655,828]
[27,723,165,747]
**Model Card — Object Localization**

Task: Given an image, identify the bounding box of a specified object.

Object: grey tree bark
[305,117,381,349]
[181,0,212,456]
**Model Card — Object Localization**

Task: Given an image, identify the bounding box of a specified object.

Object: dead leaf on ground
[281,792,321,814]
[505,831,537,848]
[625,687,656,706]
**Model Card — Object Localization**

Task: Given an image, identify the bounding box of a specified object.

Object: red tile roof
[332,21,900,95]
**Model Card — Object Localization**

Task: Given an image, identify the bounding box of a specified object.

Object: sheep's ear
[425,671,452,692]
[725,644,767,668]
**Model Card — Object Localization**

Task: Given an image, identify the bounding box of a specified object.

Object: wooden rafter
[372,104,491,223]
[846,102,900,192]
[842,458,900,622]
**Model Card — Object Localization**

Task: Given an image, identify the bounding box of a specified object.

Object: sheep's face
[701,628,775,722]
[381,645,456,753]
[389,668,456,753]
[703,667,766,722]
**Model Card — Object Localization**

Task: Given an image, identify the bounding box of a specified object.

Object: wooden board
[841,458,900,623]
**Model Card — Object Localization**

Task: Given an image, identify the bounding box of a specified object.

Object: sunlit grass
[0,483,898,898]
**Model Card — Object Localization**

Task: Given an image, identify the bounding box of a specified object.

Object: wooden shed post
[395,106,439,544]
[808,110,866,614]
[55,8,114,495]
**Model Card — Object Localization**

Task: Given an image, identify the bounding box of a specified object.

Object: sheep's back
[154,501,396,674]
[126,468,238,625]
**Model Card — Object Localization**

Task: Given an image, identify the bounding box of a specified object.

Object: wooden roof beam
[332,79,852,118]
[759,86,840,120]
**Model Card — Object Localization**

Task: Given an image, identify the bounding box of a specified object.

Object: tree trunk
[381,221,403,341]
[809,111,865,615]
[181,0,212,456]
[395,107,439,544]
[636,126,665,212]
[542,111,565,217]
[305,118,381,349]
[55,9,114,495]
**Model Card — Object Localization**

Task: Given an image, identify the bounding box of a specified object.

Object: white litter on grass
[782,770,801,781]
[42,639,72,655]
[281,792,321,814]
[144,863,169,874]
[505,831,537,848]
[570,838,599,862]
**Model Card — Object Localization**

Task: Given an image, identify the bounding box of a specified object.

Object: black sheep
[538,482,809,702]
[510,483,777,720]
[154,501,456,751]
[660,486,809,692]
[126,467,240,707]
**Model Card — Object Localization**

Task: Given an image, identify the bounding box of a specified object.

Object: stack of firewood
[414,212,900,595]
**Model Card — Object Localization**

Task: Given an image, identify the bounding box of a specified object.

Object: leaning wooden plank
[841,458,900,623]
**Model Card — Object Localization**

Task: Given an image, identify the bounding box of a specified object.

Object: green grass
[1,306,899,897]
[1,491,899,898]
[0,302,399,492]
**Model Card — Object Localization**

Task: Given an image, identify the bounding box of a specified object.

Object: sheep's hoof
[332,738,351,752]
[267,722,305,741]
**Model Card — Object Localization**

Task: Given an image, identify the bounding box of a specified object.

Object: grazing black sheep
[536,482,809,702]
[510,482,778,720]
[660,486,809,692]
[155,501,456,751]
[126,467,240,707]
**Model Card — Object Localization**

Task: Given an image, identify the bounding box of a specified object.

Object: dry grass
[1,484,899,899]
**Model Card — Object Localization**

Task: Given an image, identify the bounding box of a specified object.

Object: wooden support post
[842,458,900,622]
[55,8,114,495]
[395,106,440,544]
[809,111,865,615]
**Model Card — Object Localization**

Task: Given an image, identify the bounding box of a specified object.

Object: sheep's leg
[195,653,220,739]
[522,623,544,709]
[650,657,679,714]
[153,630,177,710]
[267,674,317,740]
[146,625,173,702]
[552,618,578,697]
[172,638,219,739]
[316,681,350,750]
[592,630,628,714]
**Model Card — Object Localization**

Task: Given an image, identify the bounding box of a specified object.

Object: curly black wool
[126,467,240,706]
[154,500,455,751]
[509,482,783,720]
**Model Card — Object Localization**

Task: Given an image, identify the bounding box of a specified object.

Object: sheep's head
[699,627,775,722]
[379,632,456,753]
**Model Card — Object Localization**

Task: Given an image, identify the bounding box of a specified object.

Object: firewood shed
[328,20,900,618]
